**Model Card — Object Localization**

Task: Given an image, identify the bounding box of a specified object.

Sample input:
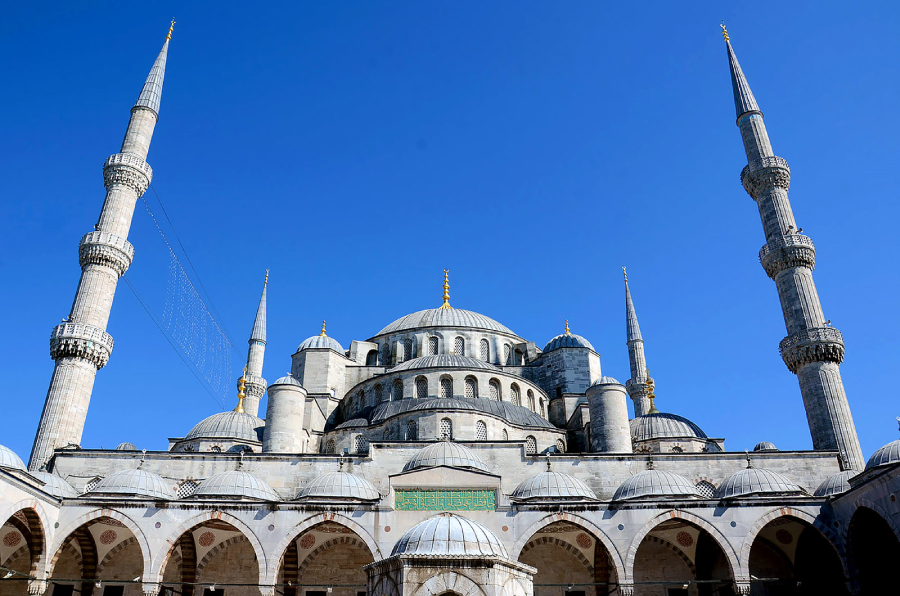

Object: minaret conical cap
[723,26,761,121]
[250,271,267,344]
[133,20,174,117]
[624,268,642,343]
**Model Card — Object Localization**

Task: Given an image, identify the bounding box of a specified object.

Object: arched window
[511,384,521,406]
[476,420,487,441]
[489,379,501,400]
[556,438,565,453]
[480,339,490,361]
[403,338,414,362]
[440,377,453,399]
[393,379,404,400]
[177,480,199,498]
[671,446,683,453]
[525,436,537,455]
[325,439,336,454]
[381,344,391,366]
[428,336,439,355]
[210,446,222,453]
[374,384,383,403]
[416,377,428,399]
[540,398,546,417]
[464,376,478,399]
[502,429,509,441]
[527,390,535,411]
[695,481,716,497]
[357,390,365,409]
[504,344,512,365]
[440,418,452,440]
[406,420,418,440]
[454,336,465,356]
[355,435,369,454]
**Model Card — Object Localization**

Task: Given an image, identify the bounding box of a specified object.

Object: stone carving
[741,155,791,198]
[50,323,115,368]
[759,234,816,278]
[779,327,845,373]
[79,231,134,276]
[103,153,152,195]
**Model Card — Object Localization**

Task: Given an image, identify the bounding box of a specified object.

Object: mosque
[1,21,899,596]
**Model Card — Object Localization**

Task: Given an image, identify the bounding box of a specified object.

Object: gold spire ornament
[623,266,628,282]
[166,18,176,41]
[645,369,659,414]
[565,320,571,335]
[264,269,269,286]
[234,369,247,414]
[439,269,452,309]
[320,321,327,336]
[720,22,729,42]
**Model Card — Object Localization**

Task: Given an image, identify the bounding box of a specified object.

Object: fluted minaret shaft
[240,274,268,417]
[725,33,863,470]
[624,274,652,416]
[29,30,172,471]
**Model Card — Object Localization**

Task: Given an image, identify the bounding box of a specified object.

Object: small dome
[0,444,26,471]
[404,441,490,473]
[511,471,597,501]
[391,354,499,372]
[591,376,622,386]
[376,308,517,337]
[297,471,380,501]
[391,513,508,558]
[613,470,699,501]
[543,332,595,353]
[270,375,302,387]
[185,411,265,442]
[116,442,138,451]
[865,439,900,470]
[715,468,804,499]
[193,470,280,501]
[631,413,708,441]
[31,472,78,498]
[298,335,344,352]
[753,441,778,452]
[89,469,174,499]
[814,471,853,497]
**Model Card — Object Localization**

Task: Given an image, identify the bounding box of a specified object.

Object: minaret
[723,26,863,469]
[29,22,175,471]
[240,271,268,417]
[623,268,652,416]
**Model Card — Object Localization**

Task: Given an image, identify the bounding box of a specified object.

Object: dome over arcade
[32,471,78,498]
[865,439,900,470]
[375,308,517,337]
[714,468,804,499]
[403,441,490,473]
[193,470,280,501]
[814,471,853,497]
[0,444,26,471]
[543,322,595,353]
[753,441,778,452]
[630,412,708,441]
[391,512,508,558]
[391,354,499,372]
[612,469,699,501]
[511,470,597,501]
[88,469,174,500]
[297,471,381,501]
[184,411,265,442]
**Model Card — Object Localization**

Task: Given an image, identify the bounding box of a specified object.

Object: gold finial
[167,18,176,41]
[234,368,247,414]
[264,269,269,287]
[623,266,628,283]
[439,269,452,309]
[320,321,327,337]
[565,320,571,335]
[720,22,729,42]
[645,369,659,414]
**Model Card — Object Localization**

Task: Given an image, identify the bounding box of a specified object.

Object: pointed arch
[0,500,49,578]
[412,570,487,596]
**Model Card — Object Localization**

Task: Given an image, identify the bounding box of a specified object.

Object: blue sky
[2,2,898,462]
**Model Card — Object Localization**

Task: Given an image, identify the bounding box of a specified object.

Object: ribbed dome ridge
[298,335,344,352]
[185,411,265,442]
[193,471,280,501]
[511,471,597,501]
[391,354,499,372]
[31,472,78,498]
[0,444,26,471]
[116,442,138,451]
[630,413,708,441]
[89,469,174,499]
[613,470,699,501]
[715,468,803,499]
[753,441,778,452]
[543,333,594,353]
[814,471,853,497]
[391,513,508,558]
[297,471,381,501]
[866,439,900,470]
[404,441,489,473]
[376,308,516,337]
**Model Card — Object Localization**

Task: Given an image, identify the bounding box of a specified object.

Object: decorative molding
[759,234,815,278]
[78,231,134,276]
[741,156,791,198]
[103,153,152,195]
[49,323,114,369]
[779,327,845,373]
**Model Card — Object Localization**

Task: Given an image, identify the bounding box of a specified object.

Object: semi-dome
[613,470,699,501]
[391,354,499,372]
[814,471,853,497]
[403,441,490,473]
[31,472,78,498]
[185,411,265,442]
[715,468,804,499]
[511,471,597,501]
[376,308,517,337]
[631,413,708,441]
[116,442,138,451]
[865,439,900,470]
[298,334,344,352]
[365,398,555,431]
[543,332,595,353]
[270,375,303,387]
[591,376,622,386]
[391,513,508,558]
[753,441,778,452]
[88,469,174,499]
[297,471,380,501]
[193,470,280,501]
[0,444,26,471]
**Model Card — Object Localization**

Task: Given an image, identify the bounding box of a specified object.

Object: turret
[263,376,309,453]
[586,377,632,453]
[723,25,863,469]
[29,22,176,471]
[239,271,269,417]
[623,268,652,416]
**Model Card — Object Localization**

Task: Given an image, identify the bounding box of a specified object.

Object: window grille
[416,377,428,399]
[177,481,198,498]
[403,338,413,362]
[476,421,487,441]
[556,439,565,453]
[489,380,500,400]
[393,380,404,400]
[480,339,490,361]
[429,337,438,355]
[84,477,102,493]
[440,418,452,440]
[381,344,391,366]
[355,435,369,454]
[504,344,512,365]
[540,398,546,417]
[525,436,537,455]
[358,390,365,409]
[454,337,464,356]
[511,384,521,406]
[440,377,453,399]
[325,439,336,454]
[465,377,477,399]
[374,384,383,403]
[695,481,716,497]
[210,446,222,453]
[407,420,418,440]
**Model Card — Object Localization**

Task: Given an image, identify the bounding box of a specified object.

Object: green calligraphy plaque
[395,489,496,511]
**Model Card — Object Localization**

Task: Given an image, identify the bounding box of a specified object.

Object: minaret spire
[724,29,863,469]
[623,268,652,416]
[439,269,452,309]
[29,24,175,471]
[240,271,269,417]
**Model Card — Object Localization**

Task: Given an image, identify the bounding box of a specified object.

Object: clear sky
[2,2,898,463]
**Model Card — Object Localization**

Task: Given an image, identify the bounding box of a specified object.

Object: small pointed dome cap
[723,25,761,121]
[31,472,78,498]
[404,441,489,473]
[297,471,380,501]
[715,468,803,499]
[391,513,508,558]
[865,439,900,470]
[613,470,699,501]
[88,469,175,499]
[193,470,280,501]
[0,444,27,471]
[814,471,853,497]
[511,471,598,501]
[134,20,174,117]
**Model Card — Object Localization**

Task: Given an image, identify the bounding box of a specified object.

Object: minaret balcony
[779,327,844,373]
[759,234,816,278]
[103,152,153,195]
[79,231,134,276]
[741,155,791,198]
[50,323,115,368]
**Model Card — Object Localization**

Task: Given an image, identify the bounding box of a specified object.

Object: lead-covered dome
[31,471,78,498]
[613,470,699,501]
[591,376,622,387]
[298,334,344,352]
[865,439,900,470]
[391,354,499,372]
[403,441,490,473]
[116,442,138,451]
[543,332,595,353]
[753,441,778,452]
[88,469,174,499]
[365,398,555,431]
[193,470,280,501]
[631,413,708,441]
[297,471,381,501]
[814,471,853,497]
[715,468,804,499]
[511,471,597,501]
[376,308,516,337]
[185,411,265,442]
[0,444,26,471]
[391,513,508,558]
[270,375,303,387]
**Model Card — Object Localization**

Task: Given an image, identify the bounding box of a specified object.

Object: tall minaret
[723,26,863,470]
[623,268,652,417]
[29,22,175,471]
[240,271,269,417]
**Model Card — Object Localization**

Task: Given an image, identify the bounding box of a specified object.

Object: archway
[0,508,46,596]
[747,515,847,595]
[848,507,900,594]
[276,520,374,596]
[518,521,617,596]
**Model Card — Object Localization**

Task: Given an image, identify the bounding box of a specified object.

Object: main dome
[403,441,490,473]
[375,308,517,337]
[391,513,508,558]
[185,411,265,442]
[391,354,499,372]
